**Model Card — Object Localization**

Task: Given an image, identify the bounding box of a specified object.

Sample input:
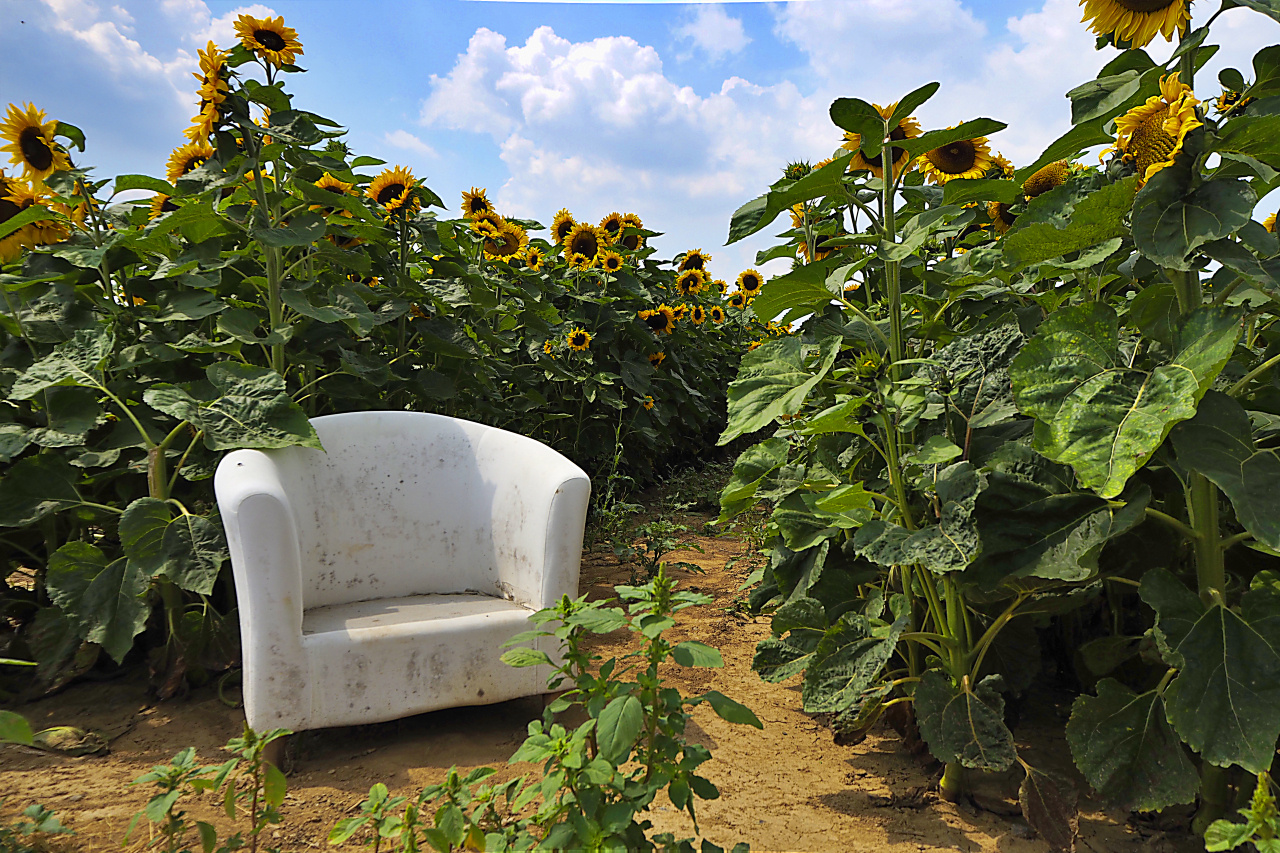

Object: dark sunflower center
[468,198,488,212]
[622,234,640,251]
[862,125,909,169]
[572,333,586,344]
[323,184,344,195]
[645,314,666,331]
[377,183,406,205]
[743,275,760,291]
[1115,0,1177,11]
[930,140,977,174]
[682,256,704,271]
[183,157,206,176]
[0,196,19,224]
[555,222,574,241]
[569,232,598,258]
[603,219,620,234]
[254,29,287,51]
[19,128,54,172]
[606,257,619,269]
[161,197,179,213]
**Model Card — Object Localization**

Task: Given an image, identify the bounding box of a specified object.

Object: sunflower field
[716,0,1280,845]
[0,17,780,702]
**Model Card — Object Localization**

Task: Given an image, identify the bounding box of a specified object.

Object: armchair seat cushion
[301,593,547,729]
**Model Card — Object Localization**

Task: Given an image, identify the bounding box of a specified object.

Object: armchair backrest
[264,411,586,610]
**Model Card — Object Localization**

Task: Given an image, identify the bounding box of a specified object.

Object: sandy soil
[0,515,1201,853]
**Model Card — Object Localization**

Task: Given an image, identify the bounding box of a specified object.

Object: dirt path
[0,516,1199,852]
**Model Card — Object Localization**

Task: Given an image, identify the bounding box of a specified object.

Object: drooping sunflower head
[543,338,556,356]
[918,132,993,185]
[1080,0,1190,49]
[639,305,676,335]
[1,103,71,183]
[565,222,603,261]
[989,152,1016,180]
[679,248,710,272]
[566,327,592,351]
[195,40,229,85]
[783,161,812,181]
[525,244,545,270]
[599,211,624,241]
[672,303,689,321]
[727,291,747,310]
[841,101,922,180]
[1113,72,1202,187]
[234,14,304,67]
[648,351,666,367]
[708,305,726,324]
[676,268,706,296]
[367,165,420,215]
[619,213,644,251]
[1215,90,1253,116]
[1264,212,1277,233]
[148,193,180,221]
[462,187,493,219]
[310,172,355,216]
[642,395,655,411]
[600,250,623,273]
[165,141,214,184]
[737,269,764,296]
[185,100,221,145]
[551,208,576,244]
[1022,159,1071,199]
[987,200,1017,235]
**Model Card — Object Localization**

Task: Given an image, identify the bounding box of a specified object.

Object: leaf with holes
[915,671,1016,772]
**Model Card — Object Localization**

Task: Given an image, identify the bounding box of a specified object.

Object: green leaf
[971,474,1148,587]
[161,513,226,595]
[1163,590,1280,771]
[1016,120,1116,186]
[801,612,907,714]
[250,212,326,248]
[933,324,1024,430]
[0,710,34,745]
[500,647,553,668]
[1010,303,1239,498]
[119,497,172,573]
[113,174,175,195]
[828,97,883,143]
[719,437,788,520]
[1019,767,1079,853]
[906,435,962,465]
[0,204,54,241]
[672,641,724,668]
[853,462,984,573]
[726,153,854,244]
[942,178,1021,206]
[915,671,1016,772]
[718,336,840,445]
[45,541,107,634]
[1200,238,1280,297]
[154,291,227,322]
[1000,178,1138,273]
[900,118,1008,159]
[81,558,150,664]
[1127,282,1180,347]
[1132,171,1256,270]
[596,695,644,764]
[749,258,842,323]
[9,327,112,400]
[1139,567,1204,666]
[700,690,763,729]
[0,454,82,527]
[887,83,940,135]
[145,203,236,243]
[1171,391,1280,549]
[263,763,287,808]
[1066,678,1198,811]
[28,386,102,449]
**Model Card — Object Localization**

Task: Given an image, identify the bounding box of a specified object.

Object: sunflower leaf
[1213,115,1280,169]
[726,153,854,244]
[1132,171,1256,270]
[54,121,86,151]
[888,83,940,136]
[999,178,1138,273]
[942,179,1021,206]
[829,98,883,148]
[749,257,844,324]
[249,212,326,248]
[0,204,55,241]
[914,670,1016,772]
[1016,120,1115,184]
[112,175,176,196]
[1222,0,1280,26]
[900,118,1008,160]
[718,336,841,445]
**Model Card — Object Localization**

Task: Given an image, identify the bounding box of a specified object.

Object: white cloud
[674,5,751,59]
[384,129,438,158]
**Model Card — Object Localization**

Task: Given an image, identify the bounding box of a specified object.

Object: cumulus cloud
[384,129,438,158]
[674,5,751,59]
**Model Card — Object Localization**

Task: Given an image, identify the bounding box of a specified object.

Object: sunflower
[568,252,594,271]
[1,103,71,183]
[524,244,545,270]
[1264,212,1277,233]
[711,279,727,293]
[551,209,576,244]
[639,305,676,335]
[310,172,355,216]
[367,165,419,215]
[648,352,666,367]
[2,181,67,254]
[543,339,557,356]
[783,161,812,180]
[708,305,726,324]
[641,395,655,411]
[727,291,747,310]
[165,141,213,184]
[1112,72,1201,187]
[471,210,505,233]
[918,132,993,185]
[194,40,228,87]
[1215,90,1253,116]
[736,269,764,297]
[599,211,624,242]
[987,201,1017,235]
[0,174,28,263]
[620,213,644,251]
[679,248,711,272]
[485,221,528,260]
[1080,0,1190,49]
[461,187,493,219]
[1022,159,1071,199]
[990,152,1016,180]
[747,340,763,352]
[565,222,603,261]
[672,303,689,322]
[148,193,180,221]
[600,250,623,272]
[234,14,304,67]
[185,100,221,145]
[841,101,923,180]
[566,327,592,351]
[676,268,706,296]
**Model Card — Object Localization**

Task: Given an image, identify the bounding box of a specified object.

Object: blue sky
[2,0,1277,278]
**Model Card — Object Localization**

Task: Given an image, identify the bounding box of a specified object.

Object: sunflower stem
[880,127,904,381]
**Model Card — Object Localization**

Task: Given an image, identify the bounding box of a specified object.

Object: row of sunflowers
[0,14,794,702]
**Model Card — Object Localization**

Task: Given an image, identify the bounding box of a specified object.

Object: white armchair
[213,411,590,734]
